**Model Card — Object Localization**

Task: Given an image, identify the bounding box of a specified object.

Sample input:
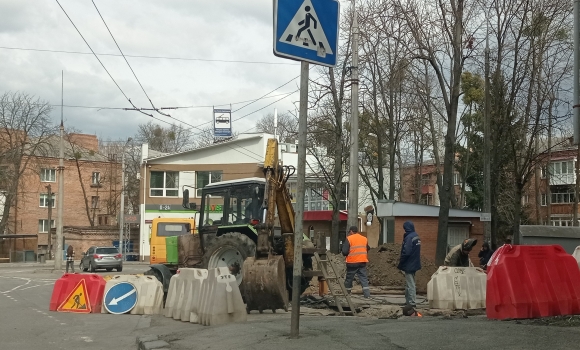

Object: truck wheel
[202,232,256,286]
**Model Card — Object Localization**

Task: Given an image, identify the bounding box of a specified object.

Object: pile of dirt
[367,243,438,293]
[303,245,438,295]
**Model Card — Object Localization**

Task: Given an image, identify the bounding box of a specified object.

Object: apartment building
[6,133,122,253]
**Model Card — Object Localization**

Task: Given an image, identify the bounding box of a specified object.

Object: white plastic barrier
[573,246,580,269]
[198,268,247,326]
[164,272,182,318]
[102,275,164,315]
[178,268,208,322]
[427,266,487,310]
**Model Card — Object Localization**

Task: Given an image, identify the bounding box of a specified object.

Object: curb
[136,335,170,350]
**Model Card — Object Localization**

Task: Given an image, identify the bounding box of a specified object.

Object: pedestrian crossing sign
[274,0,340,67]
[57,279,91,313]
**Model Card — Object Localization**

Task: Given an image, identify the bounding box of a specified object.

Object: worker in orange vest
[341,225,371,298]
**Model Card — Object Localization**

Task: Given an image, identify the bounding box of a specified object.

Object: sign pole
[290,61,309,339]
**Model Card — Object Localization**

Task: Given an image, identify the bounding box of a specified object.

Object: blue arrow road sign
[104,282,137,315]
[274,0,340,67]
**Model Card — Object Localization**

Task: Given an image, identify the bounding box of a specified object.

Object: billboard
[213,108,232,137]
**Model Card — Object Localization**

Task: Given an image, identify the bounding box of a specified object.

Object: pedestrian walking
[397,221,421,307]
[66,245,75,273]
[342,225,371,298]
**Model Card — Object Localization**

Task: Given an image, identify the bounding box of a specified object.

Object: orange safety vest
[346,233,369,263]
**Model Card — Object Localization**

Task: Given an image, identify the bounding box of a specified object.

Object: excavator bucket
[242,255,288,313]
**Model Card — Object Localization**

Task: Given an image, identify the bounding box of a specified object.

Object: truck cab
[149,217,195,265]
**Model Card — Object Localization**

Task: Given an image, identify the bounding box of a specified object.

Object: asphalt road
[0,263,152,350]
[3,262,580,350]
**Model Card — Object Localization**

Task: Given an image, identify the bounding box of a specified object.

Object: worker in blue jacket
[397,221,422,307]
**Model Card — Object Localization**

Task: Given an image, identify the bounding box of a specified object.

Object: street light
[119,137,132,261]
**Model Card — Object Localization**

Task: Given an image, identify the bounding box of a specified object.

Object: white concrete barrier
[573,246,580,269]
[178,268,207,322]
[427,266,487,310]
[199,268,246,326]
[164,272,182,318]
[102,275,163,315]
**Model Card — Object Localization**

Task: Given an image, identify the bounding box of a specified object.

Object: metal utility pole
[290,61,309,339]
[574,0,580,144]
[347,10,360,228]
[55,71,65,270]
[119,150,126,260]
[483,31,492,245]
[46,184,53,260]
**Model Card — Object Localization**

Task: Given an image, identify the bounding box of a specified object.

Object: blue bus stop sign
[104,282,137,315]
[274,0,340,67]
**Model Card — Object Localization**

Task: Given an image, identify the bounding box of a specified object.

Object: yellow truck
[149,217,196,265]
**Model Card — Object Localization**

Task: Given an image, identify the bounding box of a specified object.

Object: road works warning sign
[57,279,91,313]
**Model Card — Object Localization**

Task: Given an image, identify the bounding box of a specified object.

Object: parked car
[79,246,123,272]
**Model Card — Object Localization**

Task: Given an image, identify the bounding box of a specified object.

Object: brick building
[376,201,486,265]
[399,161,467,207]
[5,133,122,256]
[525,142,580,226]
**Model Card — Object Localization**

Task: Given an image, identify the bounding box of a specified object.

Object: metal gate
[447,224,469,252]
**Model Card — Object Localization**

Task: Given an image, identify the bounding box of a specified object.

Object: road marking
[0,277,31,293]
[81,336,93,343]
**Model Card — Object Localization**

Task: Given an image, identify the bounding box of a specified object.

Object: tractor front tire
[202,232,256,286]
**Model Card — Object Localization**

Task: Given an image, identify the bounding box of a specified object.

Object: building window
[98,215,110,226]
[195,171,222,197]
[39,193,56,208]
[551,161,574,175]
[453,173,461,185]
[541,166,547,178]
[150,171,180,197]
[420,195,431,206]
[421,174,430,186]
[91,196,99,209]
[551,186,575,204]
[38,219,55,233]
[40,168,56,182]
[521,195,529,205]
[541,194,547,206]
[92,172,101,186]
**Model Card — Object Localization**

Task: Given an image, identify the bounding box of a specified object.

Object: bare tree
[136,121,192,153]
[254,112,298,143]
[0,92,54,234]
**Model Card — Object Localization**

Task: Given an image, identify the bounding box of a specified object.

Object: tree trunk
[74,158,94,226]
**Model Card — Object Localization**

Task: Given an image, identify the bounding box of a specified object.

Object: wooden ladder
[313,252,357,316]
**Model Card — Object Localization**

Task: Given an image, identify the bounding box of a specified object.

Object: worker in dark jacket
[397,221,421,307]
[342,225,371,298]
[478,241,494,270]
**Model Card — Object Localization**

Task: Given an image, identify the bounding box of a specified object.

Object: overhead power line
[0,46,299,65]
[47,92,295,110]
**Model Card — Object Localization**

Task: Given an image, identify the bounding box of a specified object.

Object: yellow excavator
[147,138,317,312]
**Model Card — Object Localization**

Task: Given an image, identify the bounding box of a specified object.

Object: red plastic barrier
[486,245,580,320]
[49,273,106,313]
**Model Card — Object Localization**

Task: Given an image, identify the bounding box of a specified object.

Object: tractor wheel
[202,232,256,286]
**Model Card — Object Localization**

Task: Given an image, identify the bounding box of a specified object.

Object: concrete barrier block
[199,267,230,326]
[573,246,580,269]
[163,273,180,318]
[427,266,486,310]
[102,275,164,315]
[203,273,247,326]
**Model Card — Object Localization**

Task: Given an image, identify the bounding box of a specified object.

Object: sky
[0,0,328,141]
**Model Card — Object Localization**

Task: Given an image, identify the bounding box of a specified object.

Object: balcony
[550,173,576,186]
